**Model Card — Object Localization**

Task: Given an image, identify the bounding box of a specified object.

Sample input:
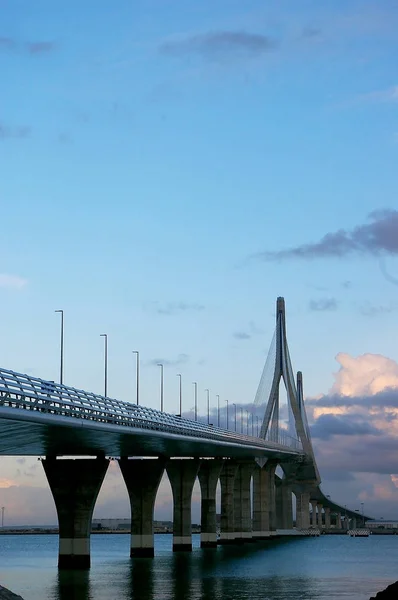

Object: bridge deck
[0,368,303,459]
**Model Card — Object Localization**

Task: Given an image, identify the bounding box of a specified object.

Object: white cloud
[331,352,398,396]
[0,273,27,290]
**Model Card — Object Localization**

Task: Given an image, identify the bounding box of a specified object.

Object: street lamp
[233,403,237,431]
[55,310,64,385]
[133,351,140,405]
[177,374,182,416]
[192,382,198,421]
[240,407,243,433]
[225,399,229,430]
[216,394,220,427]
[246,410,249,435]
[157,364,164,412]
[205,389,210,424]
[100,334,108,397]
[256,415,259,436]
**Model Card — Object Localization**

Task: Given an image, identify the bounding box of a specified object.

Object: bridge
[0,297,368,568]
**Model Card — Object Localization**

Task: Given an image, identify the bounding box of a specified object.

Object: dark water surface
[0,534,397,600]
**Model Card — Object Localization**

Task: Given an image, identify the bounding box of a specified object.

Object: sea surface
[0,533,396,600]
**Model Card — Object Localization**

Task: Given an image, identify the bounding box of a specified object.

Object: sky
[1,0,398,524]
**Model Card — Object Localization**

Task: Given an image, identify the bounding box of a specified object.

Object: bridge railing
[0,367,303,453]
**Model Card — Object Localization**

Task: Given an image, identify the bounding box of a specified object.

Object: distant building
[367,520,398,529]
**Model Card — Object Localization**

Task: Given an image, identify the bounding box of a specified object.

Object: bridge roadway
[0,367,303,459]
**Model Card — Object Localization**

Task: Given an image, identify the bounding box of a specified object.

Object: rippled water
[0,533,396,600]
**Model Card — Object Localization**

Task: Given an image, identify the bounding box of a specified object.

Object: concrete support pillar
[267,463,277,531]
[42,457,109,569]
[166,459,200,552]
[252,463,273,538]
[198,459,223,548]
[317,503,323,528]
[310,501,317,527]
[280,481,293,529]
[118,458,164,558]
[295,491,310,529]
[336,512,342,529]
[352,517,357,529]
[219,461,238,544]
[325,507,331,529]
[234,462,255,542]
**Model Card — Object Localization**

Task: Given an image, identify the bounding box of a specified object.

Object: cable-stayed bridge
[0,298,368,568]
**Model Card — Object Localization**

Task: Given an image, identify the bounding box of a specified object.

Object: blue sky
[1,0,398,522]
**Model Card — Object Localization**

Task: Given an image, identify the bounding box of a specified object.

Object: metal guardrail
[0,367,303,453]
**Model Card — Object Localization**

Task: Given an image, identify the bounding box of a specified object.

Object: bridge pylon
[258,297,320,484]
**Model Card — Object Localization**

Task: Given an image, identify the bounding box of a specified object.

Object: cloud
[0,273,27,290]
[233,321,264,341]
[253,210,398,262]
[360,303,397,317]
[233,331,251,340]
[26,41,55,55]
[0,123,31,140]
[0,37,15,50]
[309,298,338,311]
[301,27,322,40]
[359,85,398,104]
[147,353,189,367]
[311,413,381,439]
[148,301,205,316]
[159,31,276,63]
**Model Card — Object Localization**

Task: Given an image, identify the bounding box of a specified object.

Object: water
[0,534,396,600]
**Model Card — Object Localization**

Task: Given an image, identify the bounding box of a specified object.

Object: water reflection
[56,569,91,600]
[128,558,155,600]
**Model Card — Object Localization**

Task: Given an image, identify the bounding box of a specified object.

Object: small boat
[348,529,370,537]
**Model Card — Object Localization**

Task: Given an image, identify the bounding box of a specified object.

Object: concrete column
[234,462,255,542]
[219,461,238,544]
[267,462,277,531]
[317,503,323,528]
[336,512,342,529]
[310,501,317,527]
[42,457,109,569]
[198,459,223,548]
[252,464,273,538]
[166,459,200,552]
[295,491,310,529]
[325,507,331,529]
[280,481,293,529]
[118,458,164,558]
[352,517,357,529]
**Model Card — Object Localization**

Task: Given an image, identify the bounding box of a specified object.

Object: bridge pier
[234,462,255,542]
[118,458,164,557]
[166,459,200,552]
[198,459,223,548]
[42,457,109,569]
[276,479,293,529]
[310,500,318,527]
[295,491,310,529]
[336,511,342,529]
[219,461,238,544]
[252,462,274,538]
[325,507,331,529]
[317,503,323,528]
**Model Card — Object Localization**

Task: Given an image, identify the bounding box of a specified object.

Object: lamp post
[240,407,243,433]
[100,334,108,397]
[205,389,210,424]
[216,394,220,427]
[233,403,237,431]
[157,364,164,412]
[256,415,259,436]
[177,374,182,416]
[246,410,249,435]
[251,412,254,436]
[225,399,229,429]
[55,310,64,385]
[133,351,140,405]
[192,382,198,421]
